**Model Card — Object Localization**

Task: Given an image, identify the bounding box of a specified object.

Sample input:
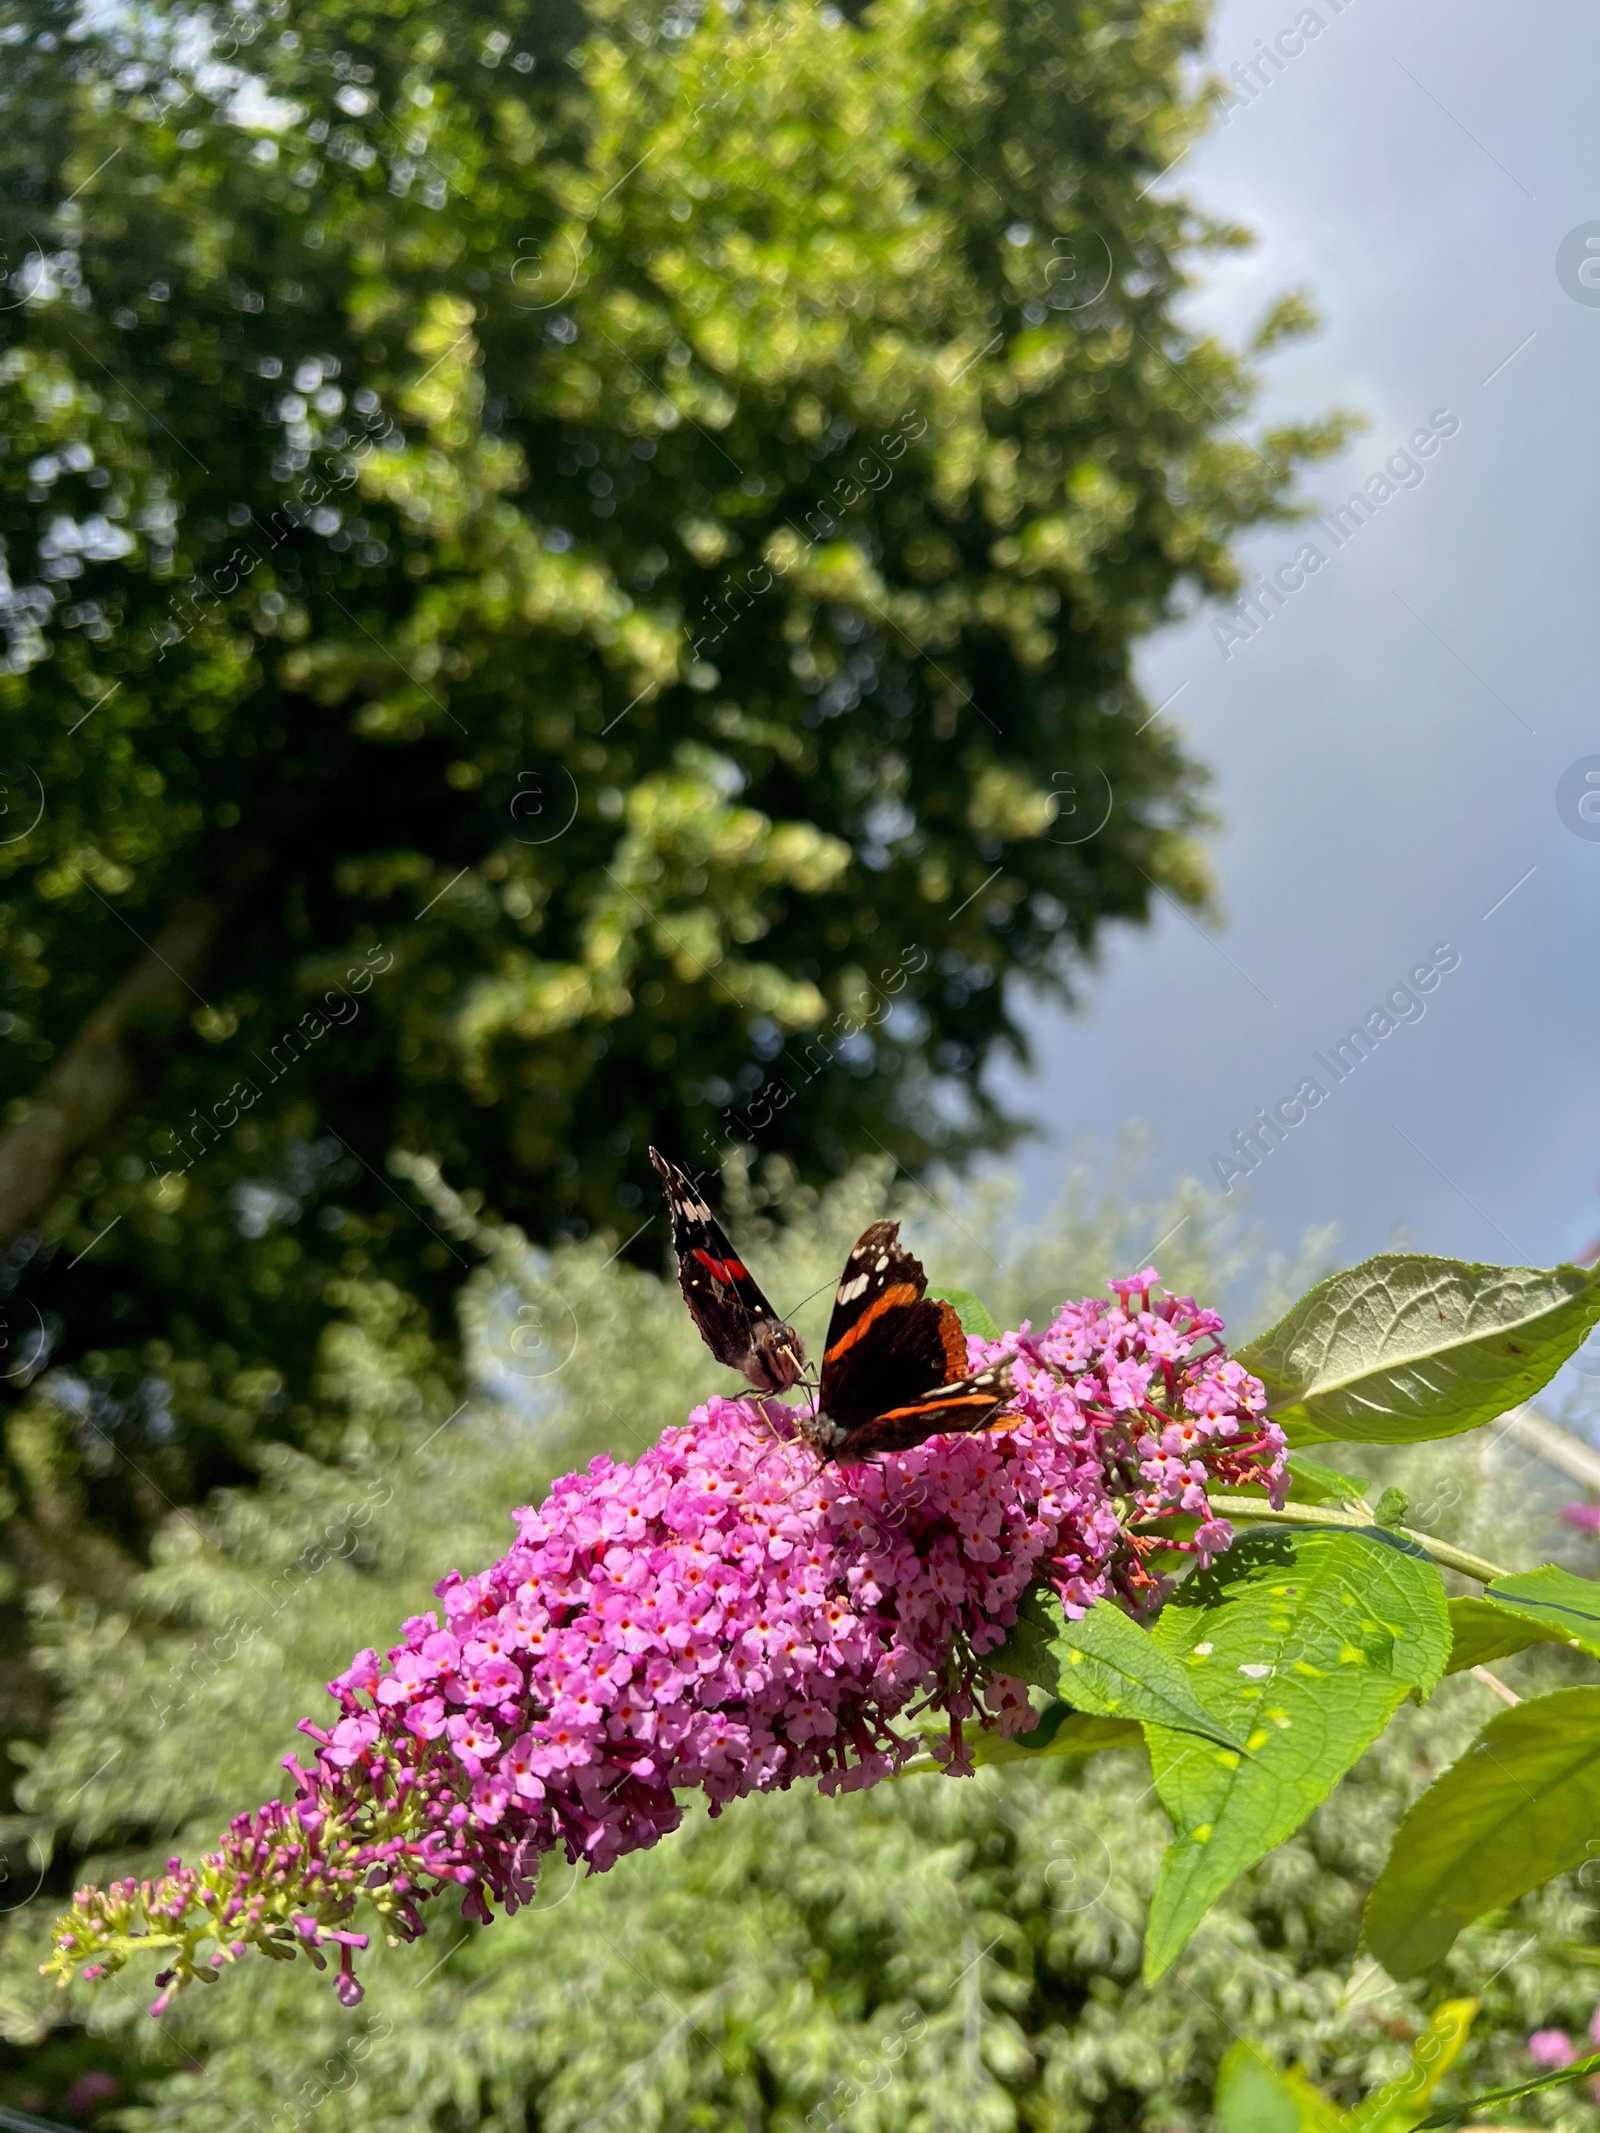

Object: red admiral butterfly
[794,1218,1015,1463]
[650,1148,807,1394]
[652,1153,1016,1462]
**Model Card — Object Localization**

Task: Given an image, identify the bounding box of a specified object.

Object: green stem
[1204,1494,1510,1585]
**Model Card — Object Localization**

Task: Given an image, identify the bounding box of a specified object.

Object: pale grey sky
[1005,0,1600,1284]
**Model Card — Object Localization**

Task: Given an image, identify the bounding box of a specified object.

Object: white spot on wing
[836,1273,869,1305]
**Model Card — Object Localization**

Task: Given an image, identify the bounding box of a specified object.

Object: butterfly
[793,1219,1016,1463]
[650,1148,807,1394]
[652,1157,1016,1460]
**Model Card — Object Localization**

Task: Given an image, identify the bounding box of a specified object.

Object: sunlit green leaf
[1237,1255,1600,1445]
[1286,1453,1370,1505]
[1006,1703,1143,1758]
[897,1704,1140,1777]
[1214,2042,1318,2133]
[1343,1997,1478,2133]
[990,1587,1249,1750]
[1142,1528,1451,1981]
[926,1286,1000,1341]
[1364,1686,1600,1977]
[1443,1596,1567,1675]
[1478,1565,1600,1657]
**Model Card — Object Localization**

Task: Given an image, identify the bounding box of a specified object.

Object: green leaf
[1236,1254,1600,1445]
[1286,1453,1370,1506]
[1364,1685,1600,1977]
[1342,1997,1477,2133]
[896,1705,1139,1777]
[925,1286,1000,1341]
[983,1706,1143,1765]
[1416,2044,1600,2128]
[1478,1564,1600,1656]
[1443,1596,1566,1675]
[1214,2043,1346,2133]
[989,1588,1250,1751]
[1142,1527,1451,1982]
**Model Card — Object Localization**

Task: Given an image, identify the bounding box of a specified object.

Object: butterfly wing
[827,1358,1017,1459]
[818,1220,969,1429]
[650,1149,804,1390]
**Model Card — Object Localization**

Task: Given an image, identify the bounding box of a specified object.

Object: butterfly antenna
[777,1276,836,1322]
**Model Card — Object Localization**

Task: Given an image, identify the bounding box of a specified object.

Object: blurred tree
[0,0,1344,1550]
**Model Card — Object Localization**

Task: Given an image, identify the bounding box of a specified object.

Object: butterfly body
[797,1219,1015,1462]
[650,1149,807,1394]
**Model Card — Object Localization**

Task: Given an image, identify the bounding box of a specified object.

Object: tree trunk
[0,841,272,1250]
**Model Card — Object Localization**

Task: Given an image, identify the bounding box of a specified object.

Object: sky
[999,0,1600,1283]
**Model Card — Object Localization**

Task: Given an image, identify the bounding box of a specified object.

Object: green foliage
[14,1143,1600,2123]
[1286,1455,1371,1507]
[3,0,1600,2107]
[1340,1998,1478,2133]
[7,1415,1600,2122]
[1443,1596,1566,1676]
[958,1242,1600,1983]
[4,1176,1600,2126]
[0,0,1346,1549]
[1364,1688,1600,1981]
[1217,2000,1478,2133]
[992,1585,1249,1749]
[1418,2046,1600,2129]
[1142,1529,1451,1981]
[1217,2041,1326,2133]
[995,1704,1144,1762]
[925,1285,1000,1341]
[1237,1256,1600,1445]
[1475,1568,1600,1657]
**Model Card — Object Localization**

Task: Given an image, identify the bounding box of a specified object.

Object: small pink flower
[334,1649,382,1698]
[446,1714,499,1770]
[64,2069,121,2115]
[500,1735,547,1803]
[1108,1267,1160,1302]
[477,1657,524,1702]
[402,1696,448,1741]
[528,1726,589,1776]
[322,1716,378,1768]
[470,1775,510,1825]
[375,1649,434,1704]
[1529,2029,1576,2068]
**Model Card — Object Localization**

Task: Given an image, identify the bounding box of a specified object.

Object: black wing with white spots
[803,1219,1016,1461]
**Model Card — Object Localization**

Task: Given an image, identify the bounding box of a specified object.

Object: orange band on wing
[874,1390,1008,1423]
[823,1282,921,1362]
[935,1300,967,1380]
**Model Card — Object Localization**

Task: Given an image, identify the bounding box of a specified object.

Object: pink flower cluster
[1529,2008,1600,2067]
[1528,2012,1600,2100]
[46,1273,1283,2011]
